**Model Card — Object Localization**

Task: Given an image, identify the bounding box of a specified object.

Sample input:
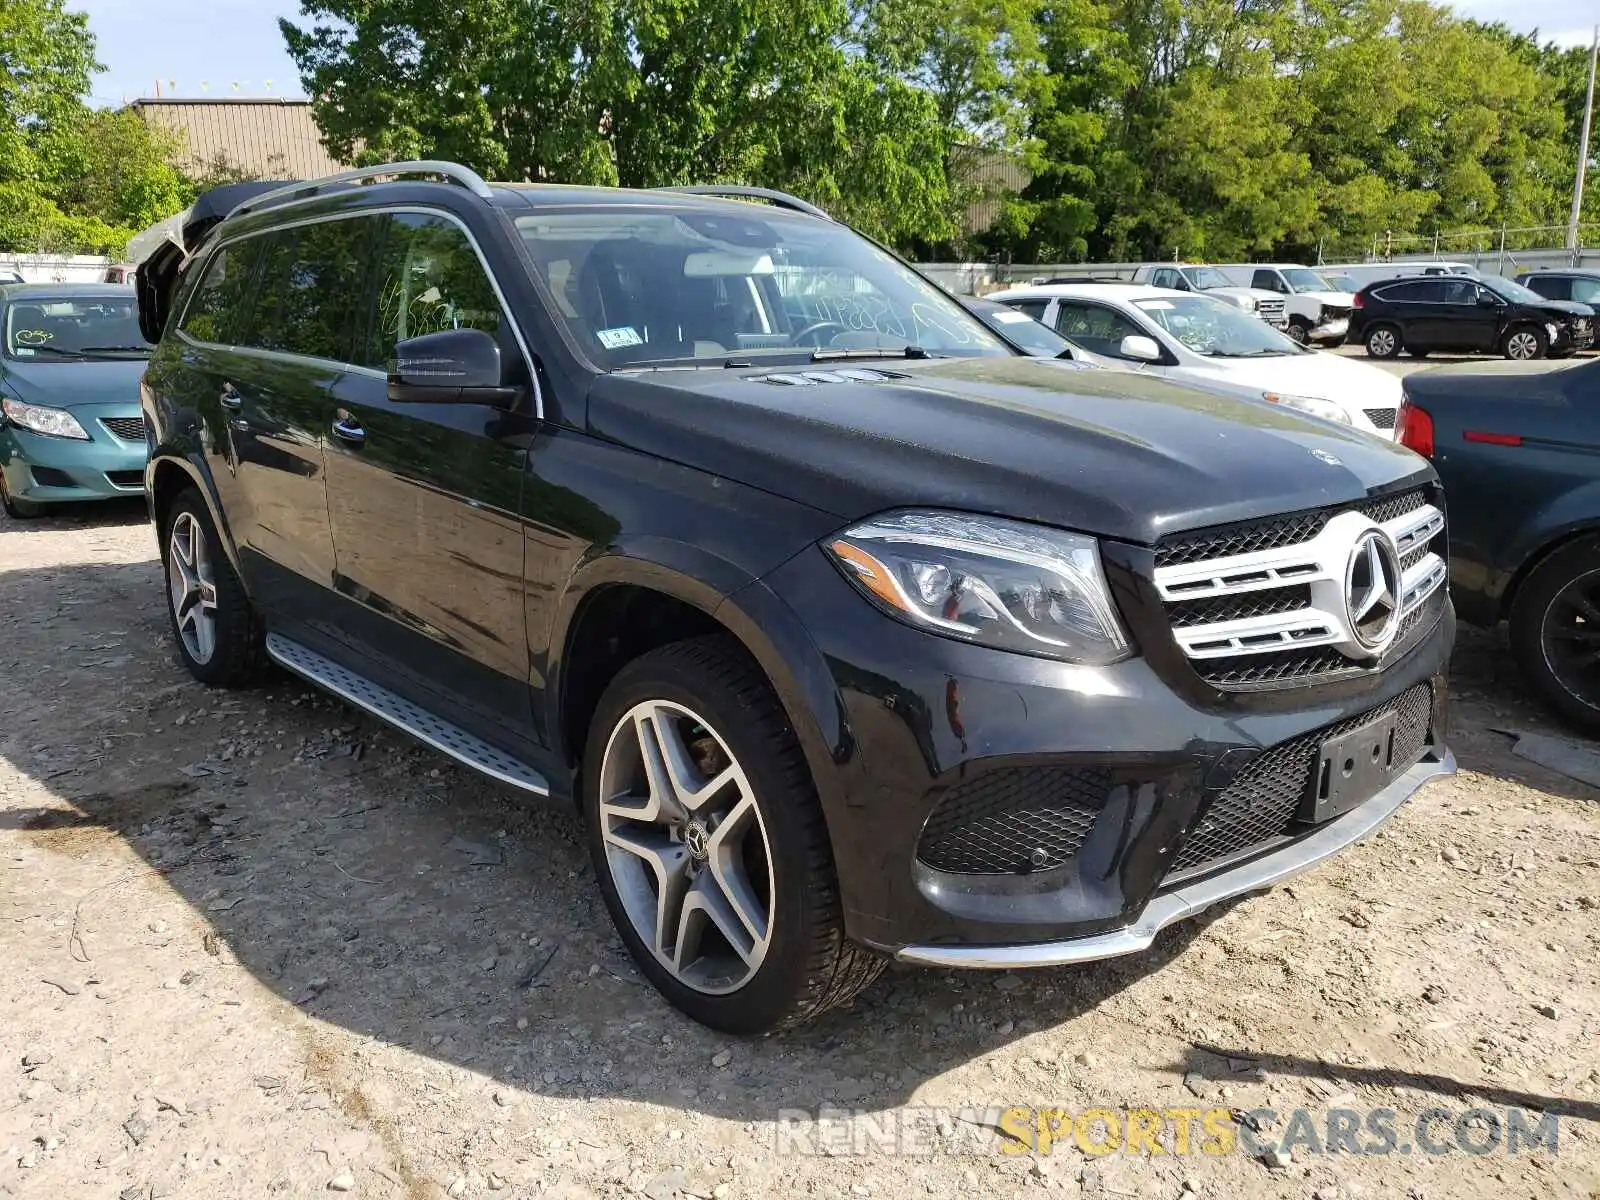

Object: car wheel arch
[149,455,246,579]
[1499,521,1600,621]
[546,550,851,819]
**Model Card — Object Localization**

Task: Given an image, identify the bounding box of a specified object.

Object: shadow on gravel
[1185,1043,1600,1123]
[1,558,1592,1128]
[0,558,1208,1126]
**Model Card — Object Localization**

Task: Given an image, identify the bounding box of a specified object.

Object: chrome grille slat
[1153,490,1446,686]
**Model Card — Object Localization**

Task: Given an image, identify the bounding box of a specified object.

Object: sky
[68,0,1597,108]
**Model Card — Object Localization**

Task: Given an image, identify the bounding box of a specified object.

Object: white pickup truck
[1213,263,1353,346]
[1128,263,1287,328]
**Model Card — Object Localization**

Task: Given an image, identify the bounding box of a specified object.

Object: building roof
[130,98,346,180]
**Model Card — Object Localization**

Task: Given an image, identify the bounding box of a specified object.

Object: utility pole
[1568,25,1599,252]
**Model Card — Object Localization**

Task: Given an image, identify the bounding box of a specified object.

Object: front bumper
[1,415,147,503]
[898,749,1453,967]
[754,544,1455,956]
[1311,317,1350,344]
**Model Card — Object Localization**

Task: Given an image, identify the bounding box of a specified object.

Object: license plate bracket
[1304,711,1399,823]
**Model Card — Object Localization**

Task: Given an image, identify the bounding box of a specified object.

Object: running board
[264,632,551,795]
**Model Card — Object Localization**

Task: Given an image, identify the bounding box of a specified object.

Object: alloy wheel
[597,700,775,995]
[1368,328,1397,357]
[1506,331,1540,360]
[1287,322,1310,345]
[1541,569,1600,710]
[167,511,219,664]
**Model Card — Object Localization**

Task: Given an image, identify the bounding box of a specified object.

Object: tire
[1286,319,1311,345]
[1503,324,1548,361]
[160,488,269,686]
[1365,324,1401,359]
[1509,536,1600,735]
[582,635,884,1033]
[0,471,45,518]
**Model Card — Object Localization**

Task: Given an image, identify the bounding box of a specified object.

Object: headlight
[1547,323,1560,340]
[824,510,1131,665]
[1262,392,1352,424]
[2,397,89,440]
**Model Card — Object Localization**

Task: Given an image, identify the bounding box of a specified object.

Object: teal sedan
[0,283,153,517]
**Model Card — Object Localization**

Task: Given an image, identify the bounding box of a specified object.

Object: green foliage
[0,0,197,256]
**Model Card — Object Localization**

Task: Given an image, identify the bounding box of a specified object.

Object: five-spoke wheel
[168,509,219,665]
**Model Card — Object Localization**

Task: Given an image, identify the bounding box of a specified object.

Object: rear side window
[247,217,378,362]
[1375,281,1439,303]
[1005,298,1049,321]
[179,243,258,345]
[360,213,504,370]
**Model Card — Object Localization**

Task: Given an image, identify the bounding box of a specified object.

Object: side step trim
[265,632,550,795]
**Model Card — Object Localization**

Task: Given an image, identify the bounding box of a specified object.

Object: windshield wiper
[1209,348,1287,358]
[10,344,85,358]
[79,345,152,355]
[811,345,934,361]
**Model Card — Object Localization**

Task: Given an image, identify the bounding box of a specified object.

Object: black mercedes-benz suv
[137,162,1455,1033]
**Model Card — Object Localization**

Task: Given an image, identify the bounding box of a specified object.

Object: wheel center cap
[683,819,710,861]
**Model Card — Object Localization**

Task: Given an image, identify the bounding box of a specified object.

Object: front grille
[1169,585,1312,629]
[1153,489,1445,689]
[105,470,144,489]
[1169,683,1433,876]
[1257,299,1286,321]
[916,767,1108,875]
[99,416,146,442]
[1364,407,1397,430]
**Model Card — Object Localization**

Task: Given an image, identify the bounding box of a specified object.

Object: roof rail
[228,160,494,219]
[659,185,831,220]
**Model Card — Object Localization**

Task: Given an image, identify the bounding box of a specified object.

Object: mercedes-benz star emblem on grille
[1345,529,1402,654]
[1310,448,1342,466]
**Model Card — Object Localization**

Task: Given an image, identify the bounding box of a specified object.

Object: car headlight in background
[1262,391,1352,424]
[825,510,1131,664]
[2,397,89,440]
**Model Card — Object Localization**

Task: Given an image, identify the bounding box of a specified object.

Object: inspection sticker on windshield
[993,311,1032,324]
[596,326,643,349]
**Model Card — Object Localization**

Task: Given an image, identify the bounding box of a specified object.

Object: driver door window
[1251,270,1286,293]
[1053,302,1145,358]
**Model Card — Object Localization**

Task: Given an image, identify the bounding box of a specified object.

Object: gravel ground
[1,499,1597,1200]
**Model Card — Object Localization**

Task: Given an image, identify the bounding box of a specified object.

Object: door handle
[219,384,242,411]
[331,412,366,446]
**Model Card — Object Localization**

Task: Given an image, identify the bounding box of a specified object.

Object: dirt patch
[1,504,1597,1199]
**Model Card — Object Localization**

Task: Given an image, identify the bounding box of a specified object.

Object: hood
[1,356,148,408]
[1183,350,1402,406]
[586,356,1430,545]
[1300,291,1353,308]
[1530,299,1594,319]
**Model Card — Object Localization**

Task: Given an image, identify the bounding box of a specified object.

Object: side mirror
[1118,334,1163,363]
[388,328,519,406]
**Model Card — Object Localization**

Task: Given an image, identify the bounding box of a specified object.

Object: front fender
[542,540,859,872]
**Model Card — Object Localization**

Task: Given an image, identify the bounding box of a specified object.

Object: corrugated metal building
[130,98,346,180]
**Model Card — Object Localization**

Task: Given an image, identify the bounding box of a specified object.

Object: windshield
[1133,295,1305,357]
[1324,275,1356,293]
[1282,268,1334,293]
[1484,276,1557,306]
[4,295,152,360]
[972,303,1073,356]
[514,207,1008,367]
[1187,266,1232,290]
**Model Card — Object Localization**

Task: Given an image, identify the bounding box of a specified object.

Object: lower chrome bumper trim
[894,748,1455,969]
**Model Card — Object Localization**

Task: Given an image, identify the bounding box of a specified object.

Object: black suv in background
[138,162,1455,1033]
[1350,273,1594,360]
[1516,269,1600,307]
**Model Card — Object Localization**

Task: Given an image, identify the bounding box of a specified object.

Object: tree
[281,0,955,249]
